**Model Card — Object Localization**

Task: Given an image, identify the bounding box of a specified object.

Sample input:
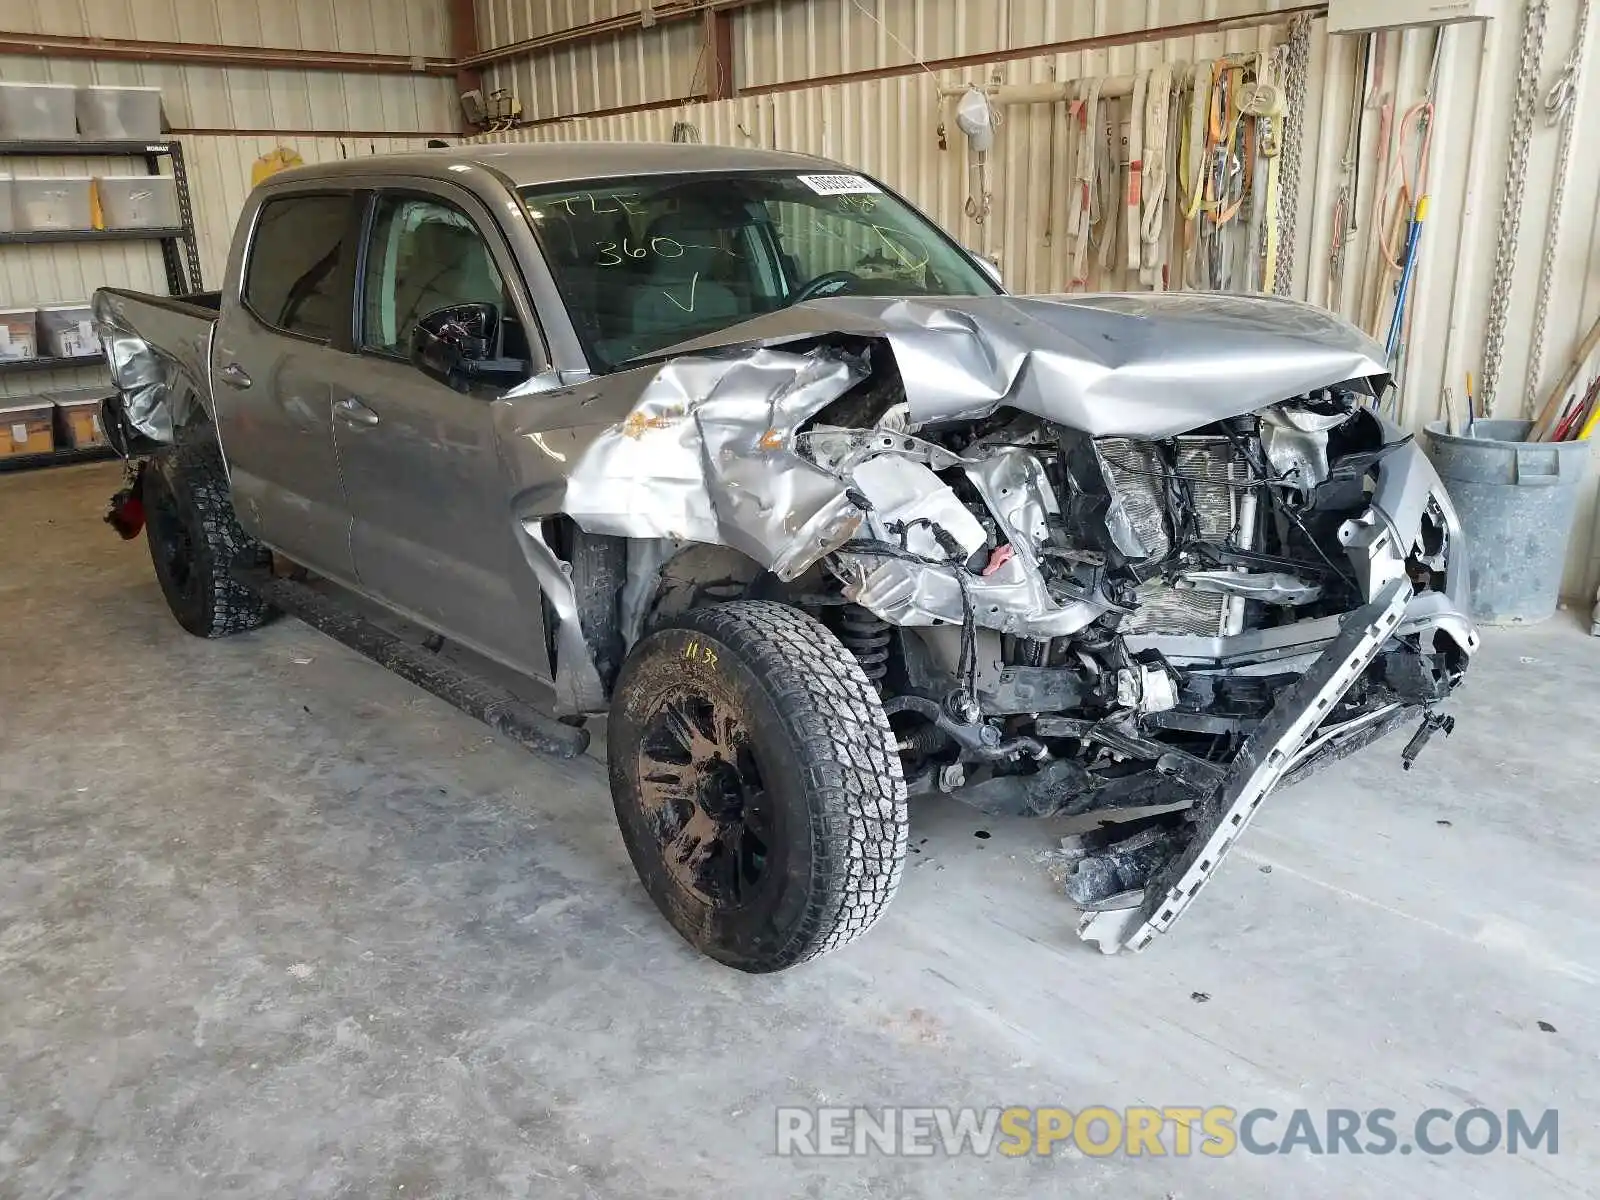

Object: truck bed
[93,287,222,453]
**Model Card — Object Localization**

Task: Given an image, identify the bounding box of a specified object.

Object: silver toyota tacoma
[94,143,1478,971]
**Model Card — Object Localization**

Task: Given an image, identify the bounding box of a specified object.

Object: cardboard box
[0,401,55,457]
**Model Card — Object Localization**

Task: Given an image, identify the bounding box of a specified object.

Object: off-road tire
[143,438,275,638]
[609,601,908,972]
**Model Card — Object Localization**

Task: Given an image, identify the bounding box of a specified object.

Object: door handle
[218,362,252,389]
[334,397,380,428]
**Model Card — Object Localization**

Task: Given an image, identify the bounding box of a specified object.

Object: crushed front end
[807,383,1478,954]
[505,292,1478,954]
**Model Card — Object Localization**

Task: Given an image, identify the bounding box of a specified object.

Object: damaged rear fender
[93,289,217,445]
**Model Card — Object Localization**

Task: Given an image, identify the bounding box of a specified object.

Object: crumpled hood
[655,291,1390,437]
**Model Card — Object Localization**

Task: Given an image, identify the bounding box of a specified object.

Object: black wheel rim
[636,691,776,909]
[147,473,200,607]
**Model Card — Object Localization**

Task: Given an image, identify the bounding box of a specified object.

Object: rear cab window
[243,193,354,341]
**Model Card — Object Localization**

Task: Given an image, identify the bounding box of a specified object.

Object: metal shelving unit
[0,226,185,246]
[0,352,102,375]
[0,136,200,471]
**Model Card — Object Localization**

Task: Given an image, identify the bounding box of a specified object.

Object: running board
[1077,577,1411,954]
[234,568,591,761]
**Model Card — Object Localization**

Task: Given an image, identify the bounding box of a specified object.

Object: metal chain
[1481,0,1551,417]
[1258,46,1285,279]
[1273,15,1312,297]
[1522,0,1593,408]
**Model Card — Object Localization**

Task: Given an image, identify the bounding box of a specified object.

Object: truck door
[322,186,549,677]
[211,190,362,585]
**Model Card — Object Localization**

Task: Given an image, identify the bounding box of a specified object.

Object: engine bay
[762,357,1477,943]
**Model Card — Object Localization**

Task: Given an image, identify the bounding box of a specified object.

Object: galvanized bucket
[1423,419,1592,625]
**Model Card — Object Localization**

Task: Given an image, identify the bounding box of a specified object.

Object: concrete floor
[2,461,1597,1199]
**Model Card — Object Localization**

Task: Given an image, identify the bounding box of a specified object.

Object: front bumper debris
[1077,577,1413,954]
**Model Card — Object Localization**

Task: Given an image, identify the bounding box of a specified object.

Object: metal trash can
[1423,419,1592,625]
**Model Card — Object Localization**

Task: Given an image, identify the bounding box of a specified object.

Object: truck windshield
[519,170,999,371]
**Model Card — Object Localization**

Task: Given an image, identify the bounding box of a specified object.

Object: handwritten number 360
[598,236,685,267]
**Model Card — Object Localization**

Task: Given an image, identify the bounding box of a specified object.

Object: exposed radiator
[1097,435,1259,637]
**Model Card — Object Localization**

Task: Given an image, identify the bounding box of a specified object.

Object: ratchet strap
[1127,69,1147,273]
[1069,76,1103,289]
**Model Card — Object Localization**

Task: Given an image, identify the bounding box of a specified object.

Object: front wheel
[608,601,908,972]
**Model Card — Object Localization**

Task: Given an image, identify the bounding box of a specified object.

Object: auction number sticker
[796,173,882,195]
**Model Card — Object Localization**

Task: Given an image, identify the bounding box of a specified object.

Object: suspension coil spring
[835,604,891,686]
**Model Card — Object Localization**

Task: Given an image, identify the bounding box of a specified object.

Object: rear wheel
[608,601,908,972]
[143,439,274,638]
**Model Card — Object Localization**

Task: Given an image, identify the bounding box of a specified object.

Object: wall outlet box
[1328,0,1501,33]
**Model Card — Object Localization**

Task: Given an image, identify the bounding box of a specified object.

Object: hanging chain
[1522,0,1593,408]
[1481,0,1551,417]
[1273,14,1312,296]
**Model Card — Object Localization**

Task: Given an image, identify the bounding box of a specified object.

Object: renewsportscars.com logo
[774,1106,1560,1158]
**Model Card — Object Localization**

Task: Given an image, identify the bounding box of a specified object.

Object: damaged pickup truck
[95,143,1477,972]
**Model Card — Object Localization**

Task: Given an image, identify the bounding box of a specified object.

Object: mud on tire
[143,438,275,638]
[608,600,908,972]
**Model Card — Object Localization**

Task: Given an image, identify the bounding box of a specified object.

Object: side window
[243,194,352,341]
[360,195,510,357]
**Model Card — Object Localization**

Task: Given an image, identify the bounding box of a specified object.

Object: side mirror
[970,252,1003,288]
[409,303,526,390]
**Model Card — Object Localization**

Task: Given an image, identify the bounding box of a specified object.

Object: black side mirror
[410,303,525,390]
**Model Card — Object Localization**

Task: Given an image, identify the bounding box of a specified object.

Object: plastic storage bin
[0,307,38,360]
[76,86,164,140]
[0,176,12,233]
[13,177,93,231]
[0,401,55,457]
[0,82,79,141]
[37,303,97,358]
[48,387,112,449]
[94,174,178,229]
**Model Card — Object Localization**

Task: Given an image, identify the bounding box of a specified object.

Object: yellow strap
[1577,399,1600,441]
[1184,63,1220,222]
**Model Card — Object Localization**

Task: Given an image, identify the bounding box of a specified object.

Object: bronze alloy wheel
[608,601,908,972]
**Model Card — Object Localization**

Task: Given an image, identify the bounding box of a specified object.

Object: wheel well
[540,515,628,692]
[645,544,766,633]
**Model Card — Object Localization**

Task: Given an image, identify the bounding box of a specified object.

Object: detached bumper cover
[1078,577,1413,954]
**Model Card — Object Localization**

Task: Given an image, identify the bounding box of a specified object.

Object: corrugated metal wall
[475,1,707,123]
[474,0,1600,603]
[0,0,453,399]
[471,0,1319,120]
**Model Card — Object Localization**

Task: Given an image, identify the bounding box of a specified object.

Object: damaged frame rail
[1078,577,1412,954]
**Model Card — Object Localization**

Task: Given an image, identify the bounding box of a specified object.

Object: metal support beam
[447,0,485,135]
[0,30,453,76]
[705,7,737,100]
[458,0,764,71]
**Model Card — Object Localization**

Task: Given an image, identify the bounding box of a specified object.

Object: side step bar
[234,568,591,760]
